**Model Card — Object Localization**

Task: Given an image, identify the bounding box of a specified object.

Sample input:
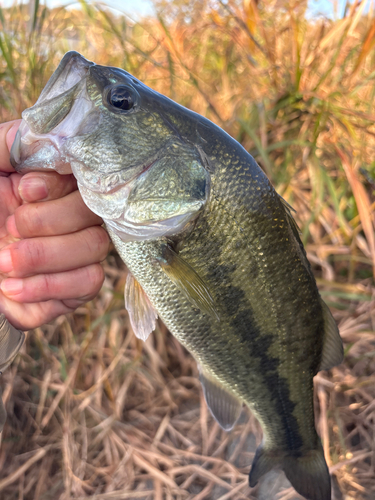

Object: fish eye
[108,86,134,111]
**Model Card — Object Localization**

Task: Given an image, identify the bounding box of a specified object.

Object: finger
[0,226,109,278]
[18,172,78,202]
[0,263,104,303]
[0,294,89,331]
[0,120,21,173]
[12,189,103,238]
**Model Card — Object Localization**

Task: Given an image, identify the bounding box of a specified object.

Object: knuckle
[15,204,44,237]
[84,226,110,259]
[62,298,82,310]
[48,173,76,199]
[39,274,54,297]
[18,239,46,271]
[86,264,105,292]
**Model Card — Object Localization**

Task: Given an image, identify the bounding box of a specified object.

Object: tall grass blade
[336,147,375,277]
[352,18,375,76]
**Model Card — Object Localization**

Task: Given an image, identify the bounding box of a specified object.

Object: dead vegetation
[0,1,374,499]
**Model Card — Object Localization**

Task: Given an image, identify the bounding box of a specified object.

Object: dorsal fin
[278,195,302,235]
[198,366,242,431]
[278,196,343,372]
[278,194,318,281]
[124,272,158,341]
[157,245,220,321]
[318,298,343,371]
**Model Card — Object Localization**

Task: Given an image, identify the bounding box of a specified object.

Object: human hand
[0,120,110,330]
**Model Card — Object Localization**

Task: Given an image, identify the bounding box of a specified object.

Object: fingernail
[5,215,21,239]
[5,120,21,154]
[0,279,23,296]
[19,176,48,202]
[0,250,13,273]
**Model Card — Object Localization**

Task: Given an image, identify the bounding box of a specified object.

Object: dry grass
[0,1,374,499]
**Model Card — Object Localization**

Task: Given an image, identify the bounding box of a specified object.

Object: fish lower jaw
[11,122,73,174]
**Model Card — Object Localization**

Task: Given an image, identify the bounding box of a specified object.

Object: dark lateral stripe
[182,200,304,451]
[230,307,304,451]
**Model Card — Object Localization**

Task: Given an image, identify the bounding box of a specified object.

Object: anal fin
[198,366,242,431]
[319,298,343,371]
[124,272,158,341]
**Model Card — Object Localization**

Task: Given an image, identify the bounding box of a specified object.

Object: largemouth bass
[10,52,343,500]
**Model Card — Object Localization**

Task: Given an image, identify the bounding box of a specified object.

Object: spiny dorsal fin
[198,366,242,431]
[278,194,301,235]
[157,246,220,321]
[318,298,343,371]
[278,194,317,281]
[124,272,158,341]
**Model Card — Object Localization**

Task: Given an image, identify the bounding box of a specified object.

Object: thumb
[0,120,21,174]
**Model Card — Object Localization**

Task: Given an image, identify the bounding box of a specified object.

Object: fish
[0,314,25,431]
[10,51,343,500]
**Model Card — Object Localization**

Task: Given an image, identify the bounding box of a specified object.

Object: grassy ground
[0,1,374,499]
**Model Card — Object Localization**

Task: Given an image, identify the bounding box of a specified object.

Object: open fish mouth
[10,52,96,174]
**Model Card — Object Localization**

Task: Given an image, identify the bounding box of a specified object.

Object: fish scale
[11,51,344,500]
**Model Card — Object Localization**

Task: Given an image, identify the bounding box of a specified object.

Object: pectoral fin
[318,298,343,371]
[199,366,242,430]
[124,272,158,341]
[157,246,220,321]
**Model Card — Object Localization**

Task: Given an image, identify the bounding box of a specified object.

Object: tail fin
[249,443,331,500]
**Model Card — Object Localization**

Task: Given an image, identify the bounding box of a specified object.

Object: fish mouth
[10,52,96,174]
